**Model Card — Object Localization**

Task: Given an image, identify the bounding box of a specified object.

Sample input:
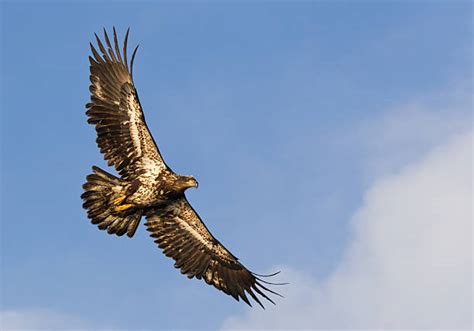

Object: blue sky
[1,1,472,330]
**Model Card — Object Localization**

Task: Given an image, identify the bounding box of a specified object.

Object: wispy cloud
[358,88,472,179]
[222,111,472,329]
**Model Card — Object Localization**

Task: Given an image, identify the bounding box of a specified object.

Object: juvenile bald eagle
[81,28,282,308]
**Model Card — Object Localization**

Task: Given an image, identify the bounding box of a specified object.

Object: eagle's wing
[144,197,282,308]
[86,28,168,180]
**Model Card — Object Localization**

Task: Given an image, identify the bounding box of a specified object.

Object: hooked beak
[187,178,198,189]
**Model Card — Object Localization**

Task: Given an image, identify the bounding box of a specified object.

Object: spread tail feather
[81,166,142,237]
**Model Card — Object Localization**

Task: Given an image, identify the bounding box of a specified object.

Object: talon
[113,195,126,205]
[115,204,133,212]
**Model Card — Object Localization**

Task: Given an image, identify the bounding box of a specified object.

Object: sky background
[1,1,472,330]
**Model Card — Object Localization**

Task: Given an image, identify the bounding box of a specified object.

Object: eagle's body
[119,169,195,207]
[81,28,280,308]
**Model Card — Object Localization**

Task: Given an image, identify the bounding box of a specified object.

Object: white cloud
[0,309,109,331]
[222,129,473,330]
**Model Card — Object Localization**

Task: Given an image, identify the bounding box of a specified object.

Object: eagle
[81,28,282,308]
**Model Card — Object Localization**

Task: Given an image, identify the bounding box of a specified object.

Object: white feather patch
[127,95,142,157]
[175,216,214,251]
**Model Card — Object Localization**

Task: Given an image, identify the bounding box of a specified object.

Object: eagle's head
[175,175,199,192]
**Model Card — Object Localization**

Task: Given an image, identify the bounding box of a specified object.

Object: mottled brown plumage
[81,28,282,308]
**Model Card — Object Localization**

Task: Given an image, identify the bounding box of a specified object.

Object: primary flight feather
[81,28,281,308]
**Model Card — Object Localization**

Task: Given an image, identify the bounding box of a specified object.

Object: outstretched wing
[86,28,168,180]
[144,197,282,308]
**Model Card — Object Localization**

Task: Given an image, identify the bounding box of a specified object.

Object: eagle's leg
[113,195,127,206]
[116,203,133,212]
[113,194,133,212]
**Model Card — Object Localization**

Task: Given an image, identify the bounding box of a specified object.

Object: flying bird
[81,28,282,308]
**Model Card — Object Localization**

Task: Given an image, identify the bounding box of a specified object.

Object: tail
[81,166,143,237]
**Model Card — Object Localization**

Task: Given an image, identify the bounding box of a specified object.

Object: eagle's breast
[127,170,178,206]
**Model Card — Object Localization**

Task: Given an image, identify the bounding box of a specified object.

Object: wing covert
[144,197,281,308]
[86,28,168,179]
